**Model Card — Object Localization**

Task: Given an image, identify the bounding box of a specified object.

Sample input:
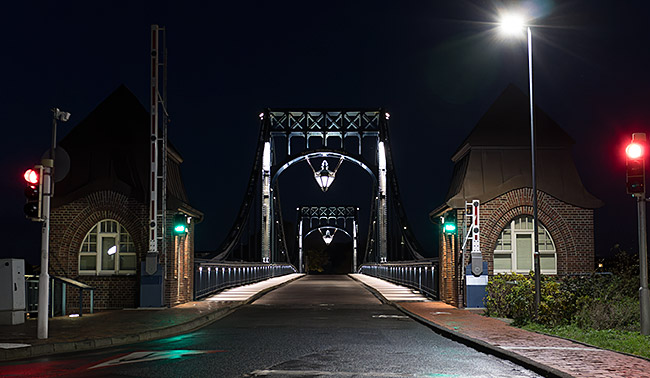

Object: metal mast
[147,25,167,275]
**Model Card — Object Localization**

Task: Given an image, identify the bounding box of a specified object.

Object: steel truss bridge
[194,109,438,299]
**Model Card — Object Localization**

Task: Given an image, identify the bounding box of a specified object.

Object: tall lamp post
[499,13,541,315]
[37,108,70,339]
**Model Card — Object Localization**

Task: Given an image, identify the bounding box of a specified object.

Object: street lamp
[315,160,335,192]
[307,157,344,192]
[38,108,71,340]
[498,13,542,316]
[320,227,336,245]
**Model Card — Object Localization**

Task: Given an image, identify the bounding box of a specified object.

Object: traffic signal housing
[172,213,188,235]
[626,133,646,195]
[23,165,44,221]
[442,213,457,234]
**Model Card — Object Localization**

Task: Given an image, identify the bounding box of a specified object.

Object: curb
[348,274,572,378]
[0,273,304,362]
[393,303,572,378]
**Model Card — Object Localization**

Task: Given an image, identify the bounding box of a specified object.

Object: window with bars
[493,215,556,274]
[79,220,137,275]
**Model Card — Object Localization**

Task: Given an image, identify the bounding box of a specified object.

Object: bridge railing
[358,260,439,300]
[194,261,297,300]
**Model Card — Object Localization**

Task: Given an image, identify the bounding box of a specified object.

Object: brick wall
[50,190,195,311]
[439,188,596,307]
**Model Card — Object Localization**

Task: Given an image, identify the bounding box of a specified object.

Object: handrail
[358,261,439,300]
[194,261,296,300]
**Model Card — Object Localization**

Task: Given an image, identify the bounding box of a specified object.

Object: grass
[522,323,650,360]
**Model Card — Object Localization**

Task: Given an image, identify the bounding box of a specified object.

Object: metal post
[61,283,66,316]
[261,141,272,263]
[378,141,388,263]
[298,219,303,273]
[37,162,52,339]
[526,26,541,316]
[147,24,160,275]
[638,195,650,335]
[352,219,358,273]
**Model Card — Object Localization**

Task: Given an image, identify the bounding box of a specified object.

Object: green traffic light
[443,223,457,233]
[173,214,188,234]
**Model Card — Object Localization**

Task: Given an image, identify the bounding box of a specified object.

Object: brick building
[49,85,202,310]
[430,85,602,307]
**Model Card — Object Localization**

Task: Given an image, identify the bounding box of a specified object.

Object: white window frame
[78,220,137,275]
[493,215,557,275]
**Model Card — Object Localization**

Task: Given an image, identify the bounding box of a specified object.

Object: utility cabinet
[0,259,26,325]
[466,261,488,309]
[140,262,163,307]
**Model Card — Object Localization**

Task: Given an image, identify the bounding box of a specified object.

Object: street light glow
[499,13,525,36]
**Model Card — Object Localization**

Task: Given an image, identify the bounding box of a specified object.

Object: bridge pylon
[210,109,426,265]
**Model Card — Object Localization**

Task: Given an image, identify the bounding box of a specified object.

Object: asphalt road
[1,275,542,377]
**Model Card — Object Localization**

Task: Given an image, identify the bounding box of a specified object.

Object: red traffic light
[23,165,44,221]
[626,133,647,195]
[24,168,39,185]
[626,142,644,159]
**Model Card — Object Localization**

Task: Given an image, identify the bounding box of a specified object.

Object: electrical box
[466,261,488,309]
[140,262,163,307]
[0,259,26,325]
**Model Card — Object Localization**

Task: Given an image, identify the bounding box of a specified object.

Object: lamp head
[322,229,333,245]
[499,12,525,36]
[315,160,335,192]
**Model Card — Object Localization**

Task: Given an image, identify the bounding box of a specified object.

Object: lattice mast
[147,25,168,275]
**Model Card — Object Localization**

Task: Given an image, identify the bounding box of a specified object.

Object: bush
[574,296,639,331]
[484,272,569,326]
[485,248,643,331]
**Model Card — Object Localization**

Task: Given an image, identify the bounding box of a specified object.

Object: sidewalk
[0,273,303,362]
[350,273,650,378]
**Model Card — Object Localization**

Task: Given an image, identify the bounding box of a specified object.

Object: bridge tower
[211,109,425,265]
[297,206,359,273]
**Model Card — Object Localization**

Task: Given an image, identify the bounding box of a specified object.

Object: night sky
[2,0,649,266]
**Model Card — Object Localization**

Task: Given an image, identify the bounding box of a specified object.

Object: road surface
[1,275,541,377]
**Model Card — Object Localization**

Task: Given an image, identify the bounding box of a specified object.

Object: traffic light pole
[37,160,52,339]
[638,195,650,335]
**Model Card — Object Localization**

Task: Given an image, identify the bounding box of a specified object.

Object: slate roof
[53,85,203,219]
[432,84,602,217]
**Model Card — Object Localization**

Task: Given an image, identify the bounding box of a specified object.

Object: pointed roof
[433,84,602,214]
[451,84,574,162]
[53,85,203,219]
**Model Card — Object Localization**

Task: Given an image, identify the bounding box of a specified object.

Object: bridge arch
[271,151,377,186]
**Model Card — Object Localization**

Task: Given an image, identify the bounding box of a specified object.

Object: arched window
[79,220,137,275]
[493,215,556,274]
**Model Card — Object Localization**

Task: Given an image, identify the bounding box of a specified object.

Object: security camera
[59,112,71,122]
[52,108,71,122]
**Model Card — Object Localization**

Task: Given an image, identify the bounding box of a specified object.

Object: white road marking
[372,314,410,319]
[250,370,537,378]
[88,350,220,369]
[249,369,414,377]
[0,343,31,349]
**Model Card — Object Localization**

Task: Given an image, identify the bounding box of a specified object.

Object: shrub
[485,247,643,331]
[484,272,569,326]
[574,296,639,331]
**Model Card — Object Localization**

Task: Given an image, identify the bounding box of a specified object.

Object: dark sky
[2,0,649,266]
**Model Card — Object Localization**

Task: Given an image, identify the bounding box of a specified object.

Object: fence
[24,275,95,317]
[359,260,439,300]
[194,261,296,300]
